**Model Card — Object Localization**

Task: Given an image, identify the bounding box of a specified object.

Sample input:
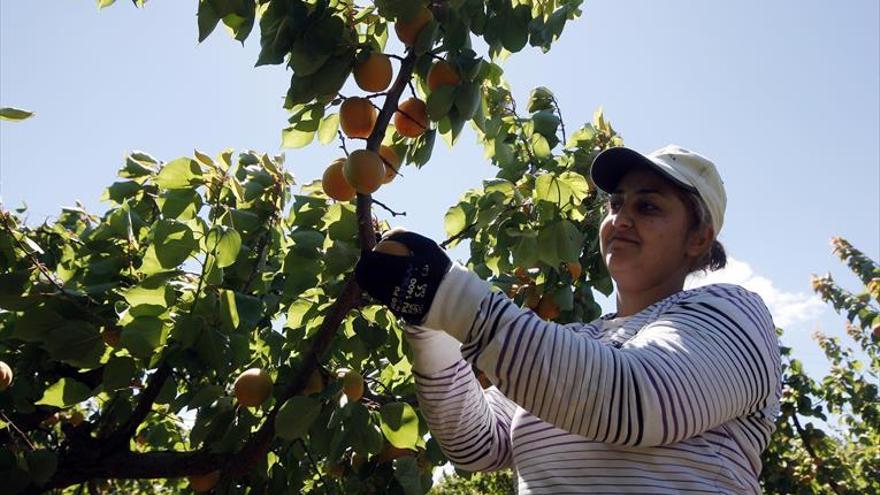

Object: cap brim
[590,147,697,193]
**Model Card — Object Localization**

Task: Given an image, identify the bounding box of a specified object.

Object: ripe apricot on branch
[394,6,433,46]
[102,327,121,348]
[379,145,401,184]
[322,158,357,201]
[375,239,411,257]
[344,149,385,194]
[340,97,377,139]
[566,261,582,280]
[354,52,393,93]
[233,368,273,408]
[427,60,460,91]
[341,369,365,402]
[536,294,560,320]
[0,361,13,391]
[189,470,221,493]
[394,98,428,138]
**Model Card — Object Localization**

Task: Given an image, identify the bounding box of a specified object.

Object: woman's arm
[406,326,517,471]
[424,263,782,447]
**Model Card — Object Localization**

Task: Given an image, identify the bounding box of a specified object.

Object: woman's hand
[354,229,451,325]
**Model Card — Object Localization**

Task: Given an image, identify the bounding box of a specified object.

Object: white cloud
[685,257,825,328]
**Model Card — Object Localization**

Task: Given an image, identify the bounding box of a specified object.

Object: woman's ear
[686,224,715,259]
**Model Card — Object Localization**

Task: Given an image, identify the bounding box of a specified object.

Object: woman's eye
[638,201,659,212]
[607,198,622,211]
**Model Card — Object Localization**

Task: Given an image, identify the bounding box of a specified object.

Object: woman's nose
[611,210,633,229]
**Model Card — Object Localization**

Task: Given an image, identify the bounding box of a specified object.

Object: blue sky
[1,0,878,377]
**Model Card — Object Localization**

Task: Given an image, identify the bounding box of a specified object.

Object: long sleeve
[422,263,781,448]
[414,361,517,471]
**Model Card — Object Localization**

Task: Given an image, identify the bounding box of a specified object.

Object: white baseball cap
[590,145,727,235]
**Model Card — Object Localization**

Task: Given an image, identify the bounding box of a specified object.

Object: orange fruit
[395,6,433,46]
[233,368,273,408]
[322,158,357,201]
[102,328,121,348]
[524,285,541,309]
[379,145,401,183]
[354,52,393,93]
[394,98,428,138]
[427,60,460,91]
[189,471,221,493]
[0,361,13,391]
[566,261,582,280]
[340,97,377,139]
[377,443,414,463]
[374,239,411,256]
[341,369,365,402]
[344,149,385,194]
[536,294,560,320]
[67,410,84,427]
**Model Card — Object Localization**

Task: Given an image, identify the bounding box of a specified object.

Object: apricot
[394,6,433,46]
[188,470,221,493]
[341,369,365,402]
[322,158,357,201]
[0,361,12,391]
[536,294,560,320]
[340,97,377,139]
[344,149,385,195]
[102,328,122,348]
[233,368,273,408]
[394,97,428,138]
[566,261,582,280]
[379,145,401,183]
[427,60,460,91]
[354,52,393,93]
[375,239,411,257]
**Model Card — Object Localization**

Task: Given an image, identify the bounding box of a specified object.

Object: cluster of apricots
[322,5,463,202]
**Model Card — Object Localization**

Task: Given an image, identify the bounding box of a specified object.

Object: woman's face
[599,167,711,294]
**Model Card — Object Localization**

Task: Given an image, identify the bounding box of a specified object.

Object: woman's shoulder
[671,283,775,329]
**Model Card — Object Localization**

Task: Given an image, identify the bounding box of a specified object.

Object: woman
[355,145,781,494]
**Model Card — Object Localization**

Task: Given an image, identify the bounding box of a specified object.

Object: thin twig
[337,130,350,157]
[0,411,37,451]
[551,95,567,145]
[372,199,406,217]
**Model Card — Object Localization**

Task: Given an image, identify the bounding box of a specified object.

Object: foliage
[0,0,623,493]
[430,469,515,495]
[760,237,879,494]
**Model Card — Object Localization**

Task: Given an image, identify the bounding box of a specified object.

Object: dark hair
[676,188,727,273]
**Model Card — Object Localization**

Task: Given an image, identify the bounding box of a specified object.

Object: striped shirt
[409,264,781,494]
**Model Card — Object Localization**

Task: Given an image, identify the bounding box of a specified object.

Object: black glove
[355,231,451,324]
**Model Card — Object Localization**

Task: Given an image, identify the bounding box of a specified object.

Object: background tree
[0,0,622,493]
[760,237,879,495]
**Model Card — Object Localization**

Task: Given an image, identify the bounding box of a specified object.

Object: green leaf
[205,226,242,268]
[409,129,436,167]
[219,289,240,330]
[154,158,204,190]
[157,189,202,220]
[275,396,321,441]
[0,107,34,122]
[426,85,456,122]
[122,281,171,316]
[444,205,468,238]
[25,450,57,486]
[537,220,583,266]
[197,2,221,42]
[393,456,423,495]
[346,403,383,456]
[45,321,103,368]
[317,114,340,144]
[534,172,589,207]
[527,86,555,112]
[380,402,419,449]
[281,124,317,149]
[151,220,197,269]
[36,378,92,408]
[97,0,116,9]
[121,316,167,359]
[103,356,137,391]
